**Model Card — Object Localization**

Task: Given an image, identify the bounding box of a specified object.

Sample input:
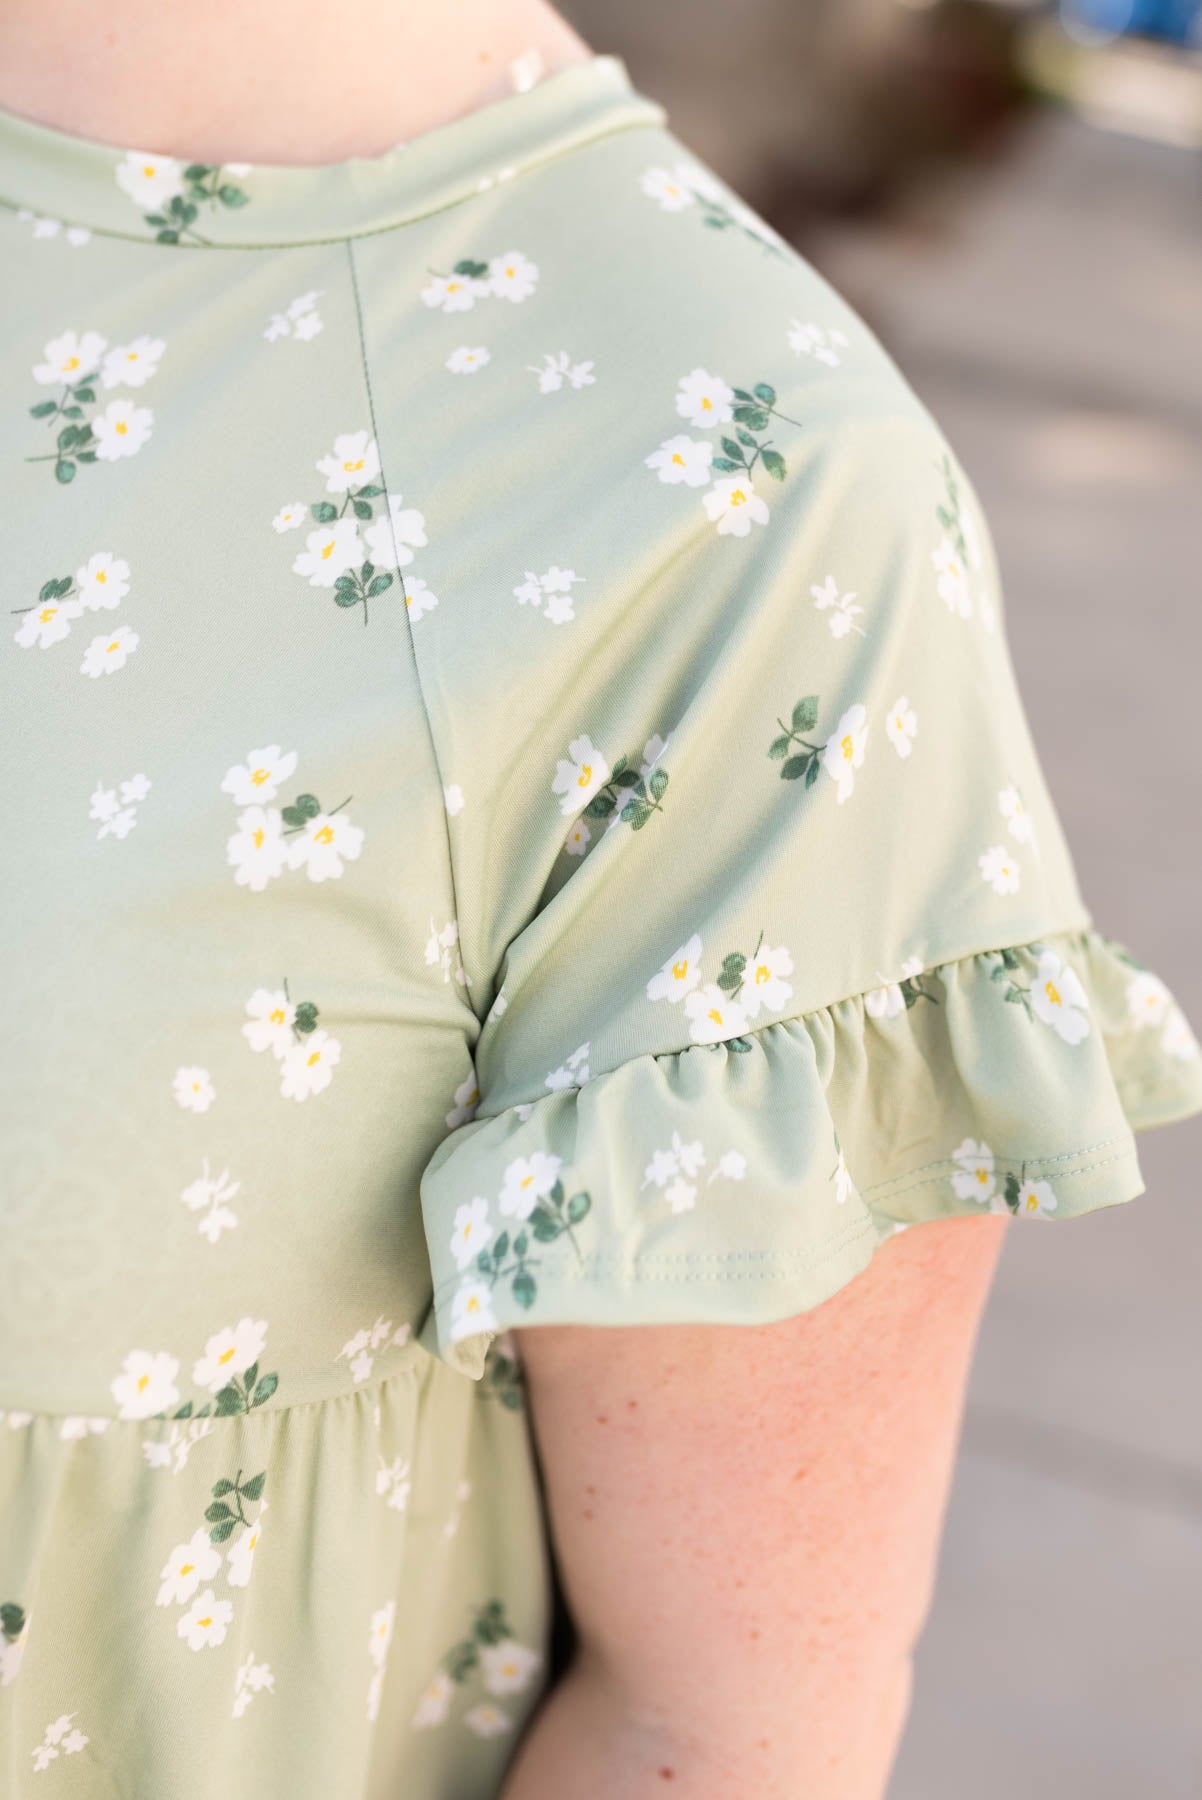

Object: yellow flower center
[577,763,592,786]
[701,396,713,411]
[314,824,335,845]
[671,452,684,465]
[307,1049,321,1067]
[218,1346,237,1365]
[63,355,79,371]
[707,1007,723,1024]
[196,1614,213,1629]
[250,767,269,785]
[342,458,364,472]
[270,1008,285,1025]
[841,734,854,761]
[755,963,769,984]
[520,1172,534,1189]
[96,570,107,583]
[447,281,461,293]
[115,420,128,435]
[252,827,265,849]
[976,1167,988,1184]
[320,540,335,560]
[180,1562,194,1576]
[137,1372,150,1393]
[672,959,689,981]
[248,1532,258,1550]
[1022,1189,1038,1212]
[730,488,747,506]
[39,606,56,622]
[1045,980,1061,1007]
[126,351,137,362]
[107,638,120,652]
[143,163,156,177]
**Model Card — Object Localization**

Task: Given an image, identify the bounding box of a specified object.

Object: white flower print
[227,806,288,891]
[80,623,139,677]
[675,368,734,429]
[221,745,299,807]
[421,271,489,312]
[787,319,849,367]
[115,150,185,209]
[979,844,1021,896]
[111,1349,180,1420]
[464,1703,512,1738]
[480,1640,542,1696]
[15,594,82,648]
[143,1416,214,1474]
[446,345,490,374]
[640,165,698,211]
[30,1714,90,1772]
[233,1654,275,1718]
[545,1043,590,1093]
[499,1152,562,1222]
[336,1318,411,1385]
[156,1528,222,1606]
[951,1138,997,1205]
[551,734,610,816]
[425,917,469,986]
[528,351,595,393]
[100,335,165,389]
[173,1066,215,1113]
[446,1069,481,1129]
[811,574,865,639]
[646,931,704,1004]
[192,1317,268,1393]
[264,289,323,342]
[178,1589,234,1651]
[75,551,130,610]
[92,398,154,460]
[375,1456,412,1513]
[1126,970,1172,1031]
[242,987,297,1057]
[58,1416,110,1440]
[738,941,794,1020]
[864,974,905,1019]
[285,809,365,882]
[403,575,440,620]
[1,1612,31,1687]
[514,565,584,624]
[684,984,750,1045]
[714,1149,748,1183]
[279,1028,342,1100]
[565,819,590,856]
[822,703,869,803]
[1029,949,1090,1044]
[443,783,465,817]
[316,430,381,494]
[226,1506,267,1588]
[122,772,151,803]
[16,209,90,245]
[885,696,918,759]
[1162,1007,1200,1060]
[272,502,306,533]
[363,493,427,571]
[932,536,972,618]
[367,1600,396,1721]
[450,1197,493,1271]
[181,1158,240,1244]
[645,434,714,487]
[833,1146,857,1206]
[642,1131,706,1214]
[292,518,364,587]
[32,329,107,386]
[449,1278,499,1343]
[441,1476,473,1541]
[1013,1176,1058,1218]
[487,250,539,302]
[998,784,1037,847]
[703,475,769,537]
[413,1671,454,1728]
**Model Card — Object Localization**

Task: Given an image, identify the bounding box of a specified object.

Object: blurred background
[555,2,1202,1793]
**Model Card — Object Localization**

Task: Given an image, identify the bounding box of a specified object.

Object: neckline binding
[0,53,666,249]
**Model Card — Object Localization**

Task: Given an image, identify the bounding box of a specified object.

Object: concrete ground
[805,109,1202,1797]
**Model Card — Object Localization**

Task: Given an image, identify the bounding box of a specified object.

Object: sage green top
[2,52,1200,1797]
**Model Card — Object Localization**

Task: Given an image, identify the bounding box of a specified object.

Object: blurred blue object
[1060,0,1202,44]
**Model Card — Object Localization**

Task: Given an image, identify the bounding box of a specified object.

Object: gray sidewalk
[806,110,1202,1796]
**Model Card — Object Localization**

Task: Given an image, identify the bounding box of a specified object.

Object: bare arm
[501,1213,1009,1800]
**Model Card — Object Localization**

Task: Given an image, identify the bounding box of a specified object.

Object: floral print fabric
[2,51,1201,1800]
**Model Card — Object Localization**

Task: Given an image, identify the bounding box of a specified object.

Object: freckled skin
[503,1213,1009,1800]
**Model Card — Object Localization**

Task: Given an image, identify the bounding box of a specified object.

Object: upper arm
[513,1212,1008,1762]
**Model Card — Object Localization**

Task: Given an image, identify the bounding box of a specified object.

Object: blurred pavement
[805,109,1202,1797]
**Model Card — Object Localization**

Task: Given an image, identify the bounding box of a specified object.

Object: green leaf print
[203,1467,267,1546]
[439,1600,521,1692]
[578,749,670,841]
[140,164,250,244]
[1,1601,26,1642]
[936,452,970,566]
[986,949,1034,1019]
[480,1339,526,1412]
[474,1178,593,1315]
[769,695,826,786]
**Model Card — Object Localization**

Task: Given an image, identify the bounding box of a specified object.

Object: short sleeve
[414,272,1202,1380]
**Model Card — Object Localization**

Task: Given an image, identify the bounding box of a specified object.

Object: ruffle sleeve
[419,929,1202,1377]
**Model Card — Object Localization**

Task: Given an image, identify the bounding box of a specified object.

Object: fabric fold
[419,929,1202,1377]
